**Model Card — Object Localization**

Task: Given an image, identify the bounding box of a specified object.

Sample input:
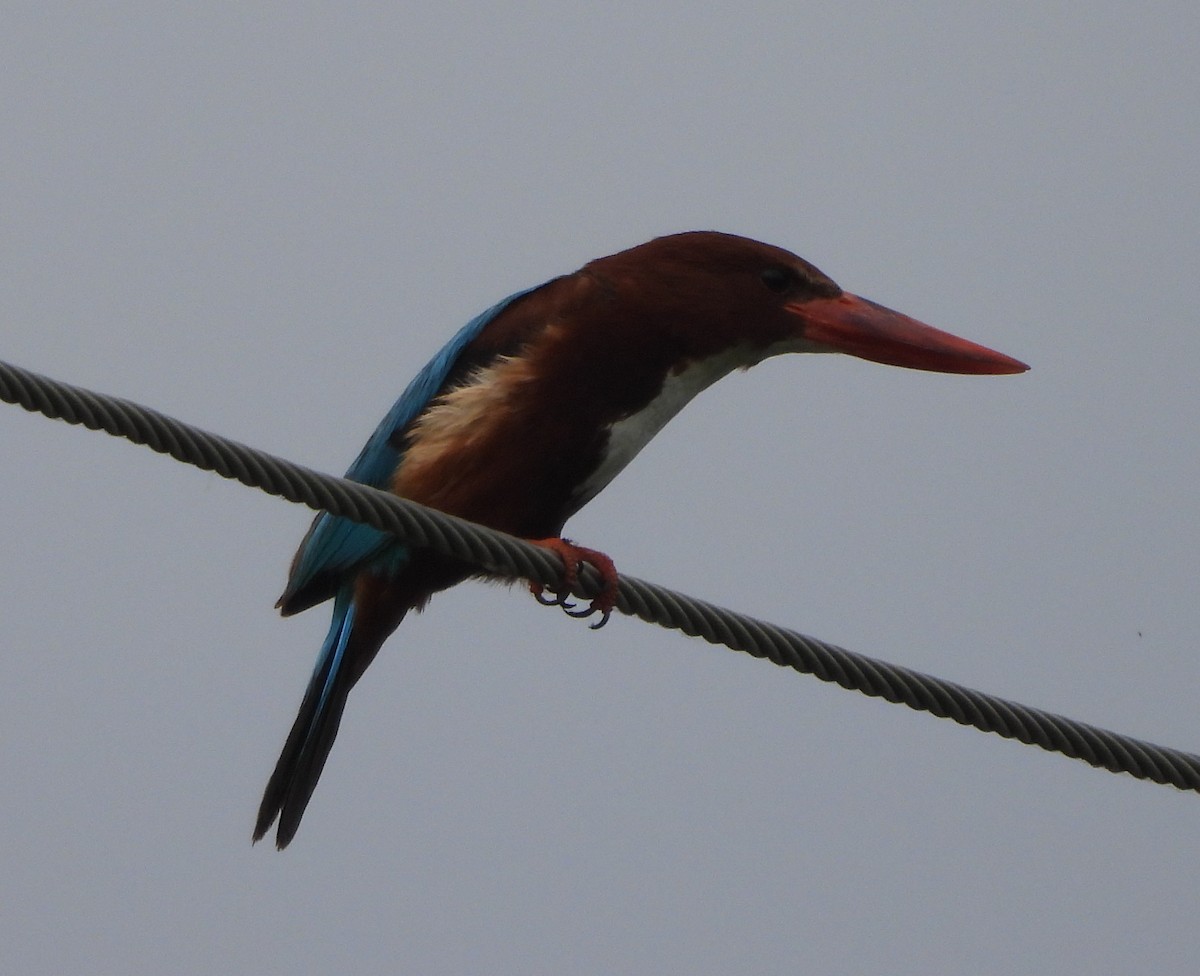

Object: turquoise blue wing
[277,285,541,613]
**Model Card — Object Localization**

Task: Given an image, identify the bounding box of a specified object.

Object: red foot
[527,538,619,629]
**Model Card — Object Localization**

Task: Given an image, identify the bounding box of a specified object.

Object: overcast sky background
[3,4,1198,974]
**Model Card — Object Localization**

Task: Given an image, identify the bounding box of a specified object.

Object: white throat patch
[573,343,785,508]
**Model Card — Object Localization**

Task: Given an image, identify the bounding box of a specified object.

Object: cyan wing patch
[279,285,543,609]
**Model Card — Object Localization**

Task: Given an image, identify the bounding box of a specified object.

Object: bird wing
[277,285,544,614]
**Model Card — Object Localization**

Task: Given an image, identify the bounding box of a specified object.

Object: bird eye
[760,266,796,293]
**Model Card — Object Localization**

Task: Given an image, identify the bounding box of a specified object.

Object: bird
[253,230,1027,848]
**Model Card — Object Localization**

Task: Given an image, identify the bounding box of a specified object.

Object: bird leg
[527,538,619,629]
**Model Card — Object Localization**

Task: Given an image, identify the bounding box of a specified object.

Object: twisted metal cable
[3,354,1198,793]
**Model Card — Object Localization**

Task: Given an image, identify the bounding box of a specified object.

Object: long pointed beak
[787,292,1029,375]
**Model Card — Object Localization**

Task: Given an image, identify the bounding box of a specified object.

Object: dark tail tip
[253,682,349,850]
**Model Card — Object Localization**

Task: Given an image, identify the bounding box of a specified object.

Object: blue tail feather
[254,588,361,848]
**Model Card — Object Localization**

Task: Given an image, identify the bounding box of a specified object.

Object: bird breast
[571,342,766,508]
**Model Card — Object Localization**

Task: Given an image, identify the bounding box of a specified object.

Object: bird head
[590,232,1029,376]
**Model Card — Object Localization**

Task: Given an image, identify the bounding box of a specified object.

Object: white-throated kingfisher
[254,231,1027,848]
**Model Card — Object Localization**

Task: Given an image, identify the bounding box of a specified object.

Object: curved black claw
[564,602,612,629]
[531,584,577,612]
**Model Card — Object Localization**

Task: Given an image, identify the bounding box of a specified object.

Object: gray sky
[3,4,1198,973]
